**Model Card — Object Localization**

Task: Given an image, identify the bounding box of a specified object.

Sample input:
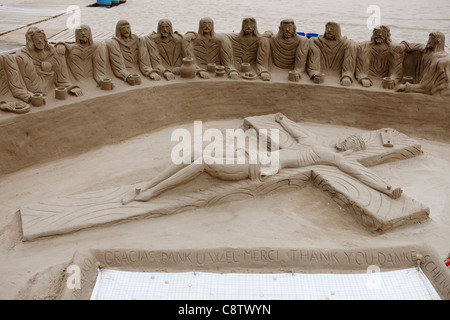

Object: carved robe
[141,32,188,75]
[355,42,404,83]
[269,35,309,74]
[188,33,236,74]
[14,45,73,95]
[228,33,270,75]
[106,35,147,80]
[401,41,450,94]
[59,42,107,84]
[307,35,357,81]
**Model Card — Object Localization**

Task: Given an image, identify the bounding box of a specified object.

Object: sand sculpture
[228,17,271,81]
[355,26,405,88]
[141,19,189,80]
[121,113,402,204]
[307,22,357,86]
[4,27,83,103]
[19,113,429,241]
[106,20,159,84]
[55,25,110,89]
[0,19,448,113]
[184,17,239,79]
[266,19,310,80]
[397,32,450,95]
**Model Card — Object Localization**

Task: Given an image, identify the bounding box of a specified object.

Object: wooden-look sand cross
[121,113,402,205]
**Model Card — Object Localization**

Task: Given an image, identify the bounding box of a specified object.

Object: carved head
[158,19,174,38]
[240,17,260,37]
[335,135,366,152]
[25,27,48,51]
[324,22,342,41]
[371,26,391,45]
[198,17,215,36]
[75,25,93,45]
[426,32,445,52]
[116,20,132,39]
[278,19,297,39]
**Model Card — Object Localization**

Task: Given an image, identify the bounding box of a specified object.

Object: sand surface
[0,0,449,300]
[0,120,449,299]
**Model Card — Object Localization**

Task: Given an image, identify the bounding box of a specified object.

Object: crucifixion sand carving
[19,114,429,241]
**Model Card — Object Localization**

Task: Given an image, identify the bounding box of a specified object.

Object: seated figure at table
[106,20,160,84]
[141,19,190,81]
[307,22,357,86]
[355,26,404,87]
[184,17,239,79]
[396,32,450,95]
[266,19,310,79]
[227,17,271,81]
[10,27,82,101]
[55,24,110,88]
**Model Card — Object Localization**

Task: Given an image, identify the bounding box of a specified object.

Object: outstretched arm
[274,113,317,143]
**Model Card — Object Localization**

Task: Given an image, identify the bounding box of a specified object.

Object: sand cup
[31,93,45,107]
[313,73,325,84]
[382,77,395,89]
[215,65,226,77]
[55,87,68,100]
[401,76,414,84]
[288,71,300,82]
[241,63,251,73]
[100,78,114,90]
[207,63,216,73]
[131,74,141,85]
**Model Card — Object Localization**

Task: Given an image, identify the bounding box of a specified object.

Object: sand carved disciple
[266,19,310,79]
[141,19,191,81]
[55,25,109,87]
[106,20,160,84]
[396,32,449,95]
[307,22,357,86]
[355,26,404,87]
[228,17,271,81]
[121,113,402,204]
[185,17,239,79]
[9,27,82,101]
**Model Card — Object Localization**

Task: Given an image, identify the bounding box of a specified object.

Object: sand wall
[1,80,449,175]
[49,245,450,300]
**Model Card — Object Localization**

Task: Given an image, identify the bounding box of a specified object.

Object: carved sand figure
[355,26,404,87]
[396,32,450,95]
[55,25,109,87]
[307,22,357,86]
[121,113,402,204]
[185,17,239,79]
[141,19,190,80]
[106,20,160,84]
[266,19,310,79]
[10,27,82,100]
[228,17,271,81]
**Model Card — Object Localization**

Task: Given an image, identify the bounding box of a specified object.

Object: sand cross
[20,114,429,241]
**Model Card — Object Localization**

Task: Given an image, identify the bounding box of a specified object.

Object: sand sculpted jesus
[121,114,402,205]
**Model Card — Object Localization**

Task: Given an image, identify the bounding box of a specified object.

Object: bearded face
[159,21,172,38]
[119,23,131,39]
[372,28,388,44]
[426,34,438,52]
[279,21,296,39]
[242,19,256,36]
[76,26,91,44]
[32,32,46,50]
[324,24,336,40]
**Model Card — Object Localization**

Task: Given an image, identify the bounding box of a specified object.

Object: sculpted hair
[429,31,446,52]
[76,24,93,45]
[158,19,174,37]
[115,20,131,37]
[324,22,342,41]
[371,25,391,45]
[198,17,215,36]
[239,17,261,37]
[25,27,47,51]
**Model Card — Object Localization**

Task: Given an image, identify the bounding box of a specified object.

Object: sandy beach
[0,0,449,299]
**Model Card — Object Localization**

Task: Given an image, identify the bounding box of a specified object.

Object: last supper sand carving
[19,113,429,241]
